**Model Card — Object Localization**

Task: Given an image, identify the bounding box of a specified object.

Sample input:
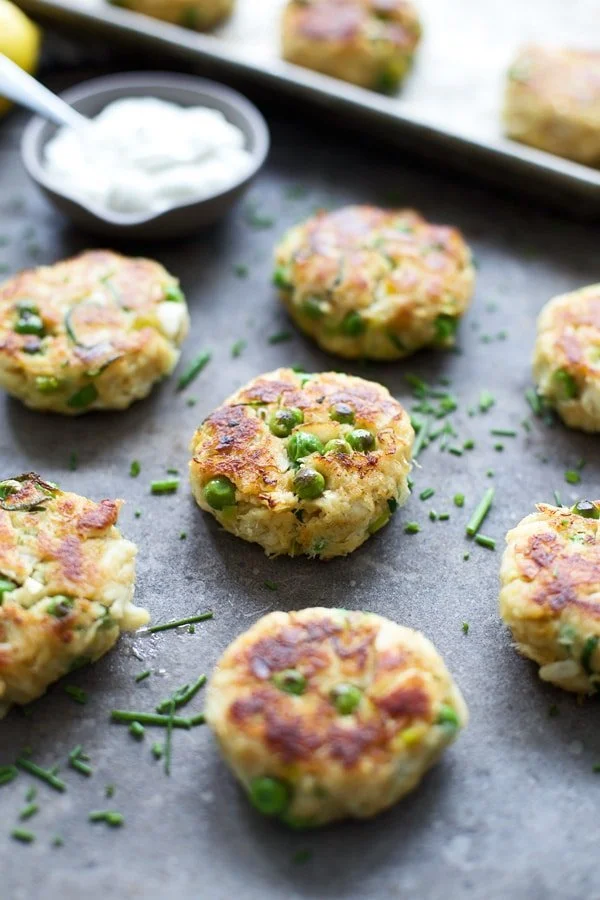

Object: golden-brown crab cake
[0,250,189,415]
[499,500,600,694]
[0,473,149,716]
[533,284,600,432]
[282,0,422,93]
[274,206,475,361]
[108,0,235,30]
[189,368,414,559]
[206,608,468,827]
[503,45,600,167]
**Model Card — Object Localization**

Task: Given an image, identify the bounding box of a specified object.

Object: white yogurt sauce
[43,97,253,216]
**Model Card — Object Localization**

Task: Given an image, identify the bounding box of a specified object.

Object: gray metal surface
[17,0,600,215]
[1,64,600,900]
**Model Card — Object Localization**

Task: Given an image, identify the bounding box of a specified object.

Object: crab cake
[274,206,475,361]
[500,501,600,694]
[190,368,413,559]
[206,608,467,827]
[0,473,148,716]
[108,0,235,30]
[282,0,422,93]
[503,46,600,167]
[0,250,189,415]
[533,284,600,432]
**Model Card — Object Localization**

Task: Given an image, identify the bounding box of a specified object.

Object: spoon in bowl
[0,53,87,129]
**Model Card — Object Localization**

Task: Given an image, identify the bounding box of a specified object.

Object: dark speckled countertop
[1,27,599,900]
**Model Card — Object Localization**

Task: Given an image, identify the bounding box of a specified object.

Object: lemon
[0,0,41,117]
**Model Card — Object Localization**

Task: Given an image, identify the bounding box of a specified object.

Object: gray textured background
[1,28,600,900]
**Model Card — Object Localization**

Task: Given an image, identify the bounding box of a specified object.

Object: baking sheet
[16,0,600,215]
[1,61,600,900]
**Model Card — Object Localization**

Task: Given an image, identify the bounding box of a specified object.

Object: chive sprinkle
[268,330,293,344]
[176,351,211,391]
[64,684,88,705]
[419,488,435,501]
[525,387,542,416]
[19,803,39,820]
[166,468,179,475]
[25,786,36,803]
[135,670,151,683]
[454,493,465,507]
[89,811,124,827]
[16,759,66,792]
[474,533,496,550]
[231,339,246,358]
[438,513,450,521]
[462,622,469,634]
[553,490,563,507]
[491,429,517,437]
[110,711,195,729]
[52,835,64,847]
[151,743,163,760]
[165,699,175,776]
[565,470,581,485]
[69,757,92,777]
[479,390,495,413]
[146,612,213,634]
[156,674,207,714]
[150,478,179,495]
[404,522,420,534]
[429,510,437,521]
[129,722,145,741]
[0,765,18,786]
[263,579,278,590]
[130,460,141,478]
[412,418,431,458]
[106,784,115,799]
[11,828,35,843]
[466,487,495,537]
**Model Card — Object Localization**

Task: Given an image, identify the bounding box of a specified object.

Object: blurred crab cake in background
[108,0,235,30]
[0,473,149,716]
[533,284,600,432]
[0,250,189,414]
[282,0,422,92]
[273,205,475,360]
[206,607,468,827]
[500,500,600,694]
[503,45,600,167]
[189,368,414,559]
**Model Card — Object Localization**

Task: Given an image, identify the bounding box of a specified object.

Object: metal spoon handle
[0,53,87,129]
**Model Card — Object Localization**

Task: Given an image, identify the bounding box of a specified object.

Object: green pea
[268,407,304,438]
[249,776,290,816]
[203,476,236,510]
[273,266,292,291]
[293,467,325,500]
[67,384,98,409]
[15,314,44,336]
[329,402,355,424]
[434,314,459,343]
[437,704,460,728]
[553,368,578,400]
[340,311,366,337]
[572,500,600,520]
[287,431,324,462]
[346,429,376,452]
[272,669,306,695]
[331,683,362,715]
[368,511,391,534]
[0,578,17,600]
[323,439,352,455]
[35,375,60,394]
[301,297,325,319]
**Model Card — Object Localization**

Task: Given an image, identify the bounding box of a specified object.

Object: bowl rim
[21,71,270,228]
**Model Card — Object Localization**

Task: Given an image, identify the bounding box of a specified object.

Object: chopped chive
[466,488,495,537]
[25,786,36,803]
[553,490,563,507]
[438,513,450,521]
[448,446,463,456]
[231,339,246,358]
[188,625,195,634]
[462,622,469,634]
[463,439,475,450]
[0,765,19,786]
[146,612,213,634]
[491,429,517,437]
[176,351,211,391]
[454,493,465,507]
[89,811,124,827]
[188,714,206,727]
[135,670,151,683]
[263,579,278,590]
[11,828,35,843]
[404,522,420,534]
[110,711,193,729]
[16,759,66,792]
[130,460,141,478]
[134,510,142,518]
[152,742,163,760]
[474,533,496,550]
[129,721,145,741]
[429,510,437,521]
[419,487,435,501]
[487,469,494,478]
[68,451,78,472]
[463,551,470,560]
[69,757,92,777]
[479,390,495,413]
[150,478,179,495]
[166,468,179,475]
[64,684,87,705]
[576,458,587,470]
[19,803,39,820]
[268,330,293,345]
[233,264,248,278]
[180,531,187,540]
[156,674,207,714]
[186,397,197,407]
[525,388,542,416]
[165,699,175,776]
[565,470,581,485]
[105,784,115,799]
[52,835,64,847]
[412,418,430,458]
[494,443,504,452]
